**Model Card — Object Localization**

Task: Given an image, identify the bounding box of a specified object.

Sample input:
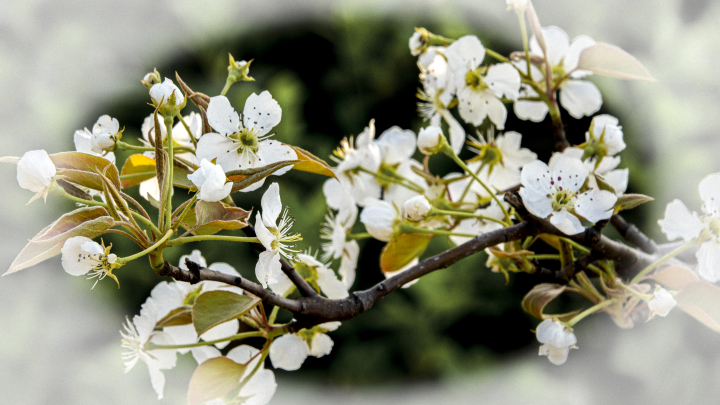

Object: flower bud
[409,31,425,56]
[17,150,56,201]
[141,69,161,89]
[227,54,255,82]
[417,126,445,155]
[404,195,432,221]
[149,78,185,117]
[359,200,396,242]
[648,287,676,318]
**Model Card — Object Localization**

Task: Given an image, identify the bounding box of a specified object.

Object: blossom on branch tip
[196,93,296,192]
[536,318,576,365]
[149,77,184,107]
[188,159,232,202]
[417,125,446,155]
[15,149,56,204]
[269,322,340,371]
[658,173,720,282]
[61,236,119,289]
[404,195,432,221]
[519,154,617,235]
[255,183,301,288]
[648,287,676,319]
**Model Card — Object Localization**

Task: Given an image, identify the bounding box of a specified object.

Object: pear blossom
[409,31,425,56]
[524,26,601,119]
[374,126,416,166]
[15,150,56,203]
[207,345,276,405]
[416,47,466,154]
[466,130,537,191]
[269,322,340,371]
[404,195,432,221]
[519,154,617,235]
[149,77,183,107]
[448,200,507,245]
[255,183,301,288]
[60,236,118,289]
[647,287,676,319]
[296,253,348,299]
[513,62,549,122]
[120,298,177,399]
[196,93,296,192]
[320,180,360,288]
[417,125,445,155]
[445,35,520,129]
[383,159,427,212]
[658,173,720,282]
[73,115,120,160]
[557,146,628,196]
[588,114,625,156]
[188,159,232,202]
[360,199,397,242]
[536,318,577,365]
[330,120,382,206]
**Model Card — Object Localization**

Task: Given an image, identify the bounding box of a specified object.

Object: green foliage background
[80,15,649,385]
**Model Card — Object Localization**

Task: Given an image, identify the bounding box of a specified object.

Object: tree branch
[610,214,658,254]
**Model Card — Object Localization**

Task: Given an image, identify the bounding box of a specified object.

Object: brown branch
[610,214,657,254]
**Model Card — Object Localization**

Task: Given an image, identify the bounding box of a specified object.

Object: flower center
[229,128,259,153]
[552,64,567,85]
[465,69,488,91]
[551,184,578,212]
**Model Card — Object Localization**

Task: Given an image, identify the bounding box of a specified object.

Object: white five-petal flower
[74,115,119,160]
[196,93,297,192]
[269,322,340,371]
[60,236,118,288]
[658,173,720,282]
[255,183,301,288]
[519,154,617,235]
[536,318,577,365]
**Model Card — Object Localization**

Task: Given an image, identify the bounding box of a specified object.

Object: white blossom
[404,195,432,221]
[658,173,720,282]
[417,126,445,155]
[330,120,382,206]
[255,183,301,288]
[519,154,617,235]
[409,31,424,56]
[73,115,120,161]
[467,130,537,191]
[188,158,232,202]
[196,93,296,192]
[445,35,520,129]
[360,199,397,242]
[648,287,676,319]
[220,345,277,405]
[536,318,576,365]
[374,126,416,165]
[269,322,340,371]
[149,77,183,107]
[589,114,625,156]
[297,254,348,299]
[60,236,118,288]
[523,27,601,119]
[120,298,177,399]
[16,149,57,200]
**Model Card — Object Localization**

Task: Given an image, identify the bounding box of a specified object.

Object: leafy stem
[115,229,174,264]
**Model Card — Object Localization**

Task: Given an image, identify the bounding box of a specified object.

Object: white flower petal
[200,320,239,349]
[190,346,222,365]
[196,132,242,172]
[514,99,549,122]
[699,173,720,216]
[697,240,720,283]
[485,63,521,100]
[564,35,596,75]
[255,140,297,176]
[240,368,277,405]
[17,150,56,194]
[439,109,466,155]
[61,236,101,276]
[602,169,629,196]
[308,333,334,358]
[269,334,309,371]
[536,319,576,347]
[575,189,617,223]
[243,91,282,136]
[550,208,585,235]
[179,249,208,270]
[658,200,704,241]
[531,26,570,67]
[207,95,241,135]
[559,80,602,119]
[360,199,396,242]
[376,126,416,164]
[539,343,572,365]
[340,240,359,288]
[261,182,282,226]
[316,267,349,299]
[256,250,282,288]
[648,288,676,318]
[417,126,445,155]
[445,35,485,72]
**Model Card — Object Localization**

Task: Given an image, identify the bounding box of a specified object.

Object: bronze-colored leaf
[380,232,433,273]
[521,283,567,320]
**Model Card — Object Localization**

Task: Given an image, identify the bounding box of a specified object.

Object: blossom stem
[630,238,698,284]
[115,141,192,153]
[616,282,653,301]
[356,167,425,193]
[115,229,174,264]
[516,9,532,80]
[51,184,161,238]
[400,223,476,238]
[220,78,234,97]
[171,193,198,232]
[432,208,508,226]
[527,254,560,261]
[485,48,510,63]
[165,235,260,246]
[347,232,372,240]
[558,236,591,254]
[565,299,615,327]
[442,146,511,223]
[177,113,198,149]
[148,330,265,350]
[164,115,175,230]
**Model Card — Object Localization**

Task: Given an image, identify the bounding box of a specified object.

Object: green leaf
[120,154,157,188]
[676,281,720,334]
[192,291,261,336]
[380,232,433,273]
[187,357,246,405]
[155,306,193,328]
[593,173,617,195]
[49,152,120,190]
[577,42,656,81]
[5,206,114,275]
[288,145,337,179]
[613,193,654,214]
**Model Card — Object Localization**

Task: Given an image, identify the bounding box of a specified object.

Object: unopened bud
[228,54,255,83]
[404,195,432,221]
[417,126,446,155]
[141,69,161,89]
